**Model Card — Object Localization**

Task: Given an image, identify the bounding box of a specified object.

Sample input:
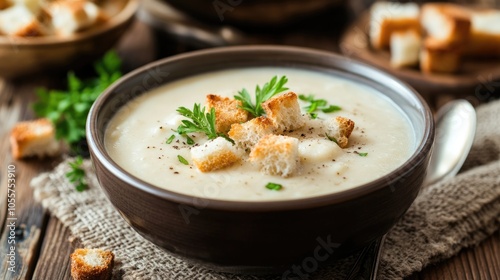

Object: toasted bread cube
[421,3,471,46]
[10,118,61,159]
[464,10,500,57]
[324,116,355,149]
[420,38,461,73]
[390,29,421,68]
[206,94,249,133]
[70,248,114,280]
[0,5,46,36]
[228,116,275,151]
[49,0,101,35]
[262,92,305,133]
[191,137,241,172]
[370,2,420,49]
[249,135,299,177]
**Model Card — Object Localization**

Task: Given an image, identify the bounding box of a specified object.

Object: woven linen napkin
[31,100,500,280]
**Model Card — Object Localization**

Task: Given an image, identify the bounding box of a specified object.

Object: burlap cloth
[31,100,500,280]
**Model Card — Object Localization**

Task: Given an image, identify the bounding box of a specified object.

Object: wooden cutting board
[339,13,500,99]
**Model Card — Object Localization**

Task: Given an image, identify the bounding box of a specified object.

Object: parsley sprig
[33,50,122,151]
[234,75,288,117]
[175,104,225,143]
[66,156,88,192]
[299,94,341,119]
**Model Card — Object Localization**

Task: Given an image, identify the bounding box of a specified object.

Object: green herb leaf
[326,134,338,144]
[265,182,283,191]
[299,94,342,117]
[176,104,223,143]
[234,76,288,117]
[357,152,368,157]
[66,156,88,192]
[32,50,122,152]
[178,155,189,165]
[166,134,175,144]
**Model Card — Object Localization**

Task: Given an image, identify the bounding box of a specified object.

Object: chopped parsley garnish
[66,156,88,192]
[175,104,223,142]
[326,134,339,144]
[265,182,283,191]
[166,135,175,144]
[356,151,368,157]
[234,75,288,117]
[299,94,341,119]
[177,155,189,165]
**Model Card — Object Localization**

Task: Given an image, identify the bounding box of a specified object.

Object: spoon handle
[345,236,385,280]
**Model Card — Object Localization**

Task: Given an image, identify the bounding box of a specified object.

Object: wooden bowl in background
[0,0,138,79]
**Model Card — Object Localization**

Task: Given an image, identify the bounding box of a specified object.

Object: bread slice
[70,248,114,280]
[262,92,305,133]
[370,1,420,49]
[10,118,61,159]
[421,3,471,46]
[206,94,249,134]
[464,10,500,57]
[249,134,299,177]
[228,116,275,151]
[191,137,241,172]
[390,29,421,68]
[420,37,461,73]
[0,5,46,36]
[49,0,101,35]
[324,116,355,149]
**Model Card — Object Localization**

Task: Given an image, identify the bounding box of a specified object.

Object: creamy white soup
[105,67,415,201]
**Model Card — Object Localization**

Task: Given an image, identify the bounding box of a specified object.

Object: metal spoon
[345,99,477,280]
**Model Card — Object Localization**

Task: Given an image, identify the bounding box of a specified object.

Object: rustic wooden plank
[32,218,81,279]
[0,75,64,279]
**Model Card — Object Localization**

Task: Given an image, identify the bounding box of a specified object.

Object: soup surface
[105,67,415,201]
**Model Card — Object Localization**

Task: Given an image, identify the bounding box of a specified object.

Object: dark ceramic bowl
[87,46,434,274]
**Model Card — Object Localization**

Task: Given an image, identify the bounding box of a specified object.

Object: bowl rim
[87,45,435,212]
[0,0,138,46]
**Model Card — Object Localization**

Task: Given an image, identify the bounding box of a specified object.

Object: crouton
[49,0,101,35]
[191,137,241,172]
[206,94,249,133]
[228,116,275,151]
[10,118,61,159]
[324,116,355,149]
[420,38,461,73]
[70,248,114,280]
[370,1,420,49]
[464,10,500,57]
[262,92,305,133]
[0,5,46,36]
[390,29,421,68]
[421,3,471,46]
[249,135,299,177]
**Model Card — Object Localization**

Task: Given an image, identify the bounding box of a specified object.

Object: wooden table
[1,16,499,280]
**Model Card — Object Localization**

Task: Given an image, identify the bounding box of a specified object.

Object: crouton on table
[70,248,114,280]
[10,118,61,159]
